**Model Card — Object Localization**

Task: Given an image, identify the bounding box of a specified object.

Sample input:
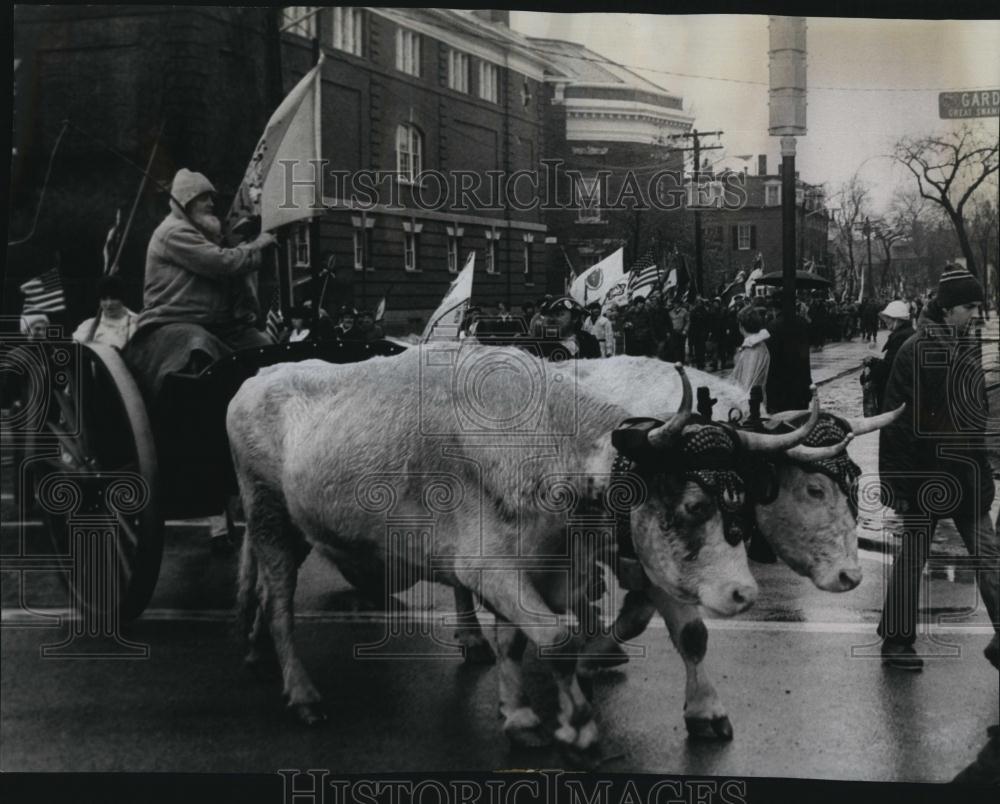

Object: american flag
[264,290,284,343]
[102,208,123,275]
[626,249,661,299]
[20,268,67,315]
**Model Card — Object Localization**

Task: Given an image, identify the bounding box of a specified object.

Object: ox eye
[807,486,825,499]
[684,501,710,518]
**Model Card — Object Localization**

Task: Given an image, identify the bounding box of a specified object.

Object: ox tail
[236,533,259,645]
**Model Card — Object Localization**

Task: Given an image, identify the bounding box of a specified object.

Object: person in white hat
[862,299,915,412]
[136,168,276,350]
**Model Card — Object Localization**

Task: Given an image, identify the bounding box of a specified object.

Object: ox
[452,356,904,739]
[228,345,817,747]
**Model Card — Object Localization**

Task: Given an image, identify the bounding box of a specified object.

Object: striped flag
[102,208,123,275]
[264,290,284,343]
[20,268,66,315]
[626,249,661,300]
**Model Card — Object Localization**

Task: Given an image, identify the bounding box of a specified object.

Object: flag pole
[309,13,323,317]
[84,120,164,343]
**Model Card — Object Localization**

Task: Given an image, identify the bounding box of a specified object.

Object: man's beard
[192,210,222,240]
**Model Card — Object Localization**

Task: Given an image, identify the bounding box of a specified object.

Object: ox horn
[785,434,853,462]
[844,403,906,436]
[647,363,693,449]
[735,386,820,452]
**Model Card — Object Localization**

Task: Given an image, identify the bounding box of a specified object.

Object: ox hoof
[461,638,496,666]
[685,715,734,741]
[503,708,550,748]
[290,702,328,727]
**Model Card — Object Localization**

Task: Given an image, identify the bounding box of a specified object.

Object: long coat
[879,319,994,516]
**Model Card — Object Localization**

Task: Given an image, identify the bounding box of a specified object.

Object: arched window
[396,124,423,184]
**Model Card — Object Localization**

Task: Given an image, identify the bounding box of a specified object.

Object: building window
[396,124,423,184]
[447,49,470,93]
[574,176,603,223]
[352,214,374,271]
[282,6,318,38]
[478,61,500,103]
[404,232,417,271]
[735,223,755,251]
[395,28,421,76]
[447,226,464,273]
[765,183,781,207]
[331,7,364,56]
[484,230,498,274]
[292,223,310,267]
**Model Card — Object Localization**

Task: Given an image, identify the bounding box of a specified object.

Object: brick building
[9,6,698,330]
[697,154,831,297]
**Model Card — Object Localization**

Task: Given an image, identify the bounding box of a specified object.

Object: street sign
[939,90,1000,119]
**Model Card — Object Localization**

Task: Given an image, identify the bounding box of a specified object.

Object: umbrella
[753,270,831,289]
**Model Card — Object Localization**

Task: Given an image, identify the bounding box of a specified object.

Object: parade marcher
[808,295,827,352]
[355,309,384,343]
[582,301,615,357]
[623,295,656,357]
[859,298,879,345]
[704,298,723,370]
[134,168,276,351]
[519,300,537,337]
[667,296,690,363]
[334,309,358,339]
[19,313,50,341]
[860,300,914,415]
[537,296,588,358]
[282,306,313,343]
[731,305,771,409]
[877,268,998,672]
[72,275,139,348]
[688,296,709,369]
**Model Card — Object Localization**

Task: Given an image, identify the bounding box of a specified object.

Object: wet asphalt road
[2,330,999,780]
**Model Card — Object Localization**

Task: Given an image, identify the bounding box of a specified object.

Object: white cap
[879,300,910,321]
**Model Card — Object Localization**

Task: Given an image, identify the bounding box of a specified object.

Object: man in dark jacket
[877,268,998,671]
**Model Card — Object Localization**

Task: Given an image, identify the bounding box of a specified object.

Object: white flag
[422,253,475,342]
[570,248,624,306]
[227,54,325,234]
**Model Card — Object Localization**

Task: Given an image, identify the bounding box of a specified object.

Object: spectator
[73,275,139,348]
[688,297,709,369]
[623,296,656,357]
[582,301,615,357]
[731,305,771,408]
[877,268,998,671]
[764,297,813,413]
[666,296,690,363]
[334,309,358,339]
[282,306,313,343]
[861,300,915,414]
[355,309,384,343]
[20,313,51,341]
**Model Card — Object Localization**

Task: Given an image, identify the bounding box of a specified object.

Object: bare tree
[891,124,999,284]
[830,174,870,300]
[872,218,904,296]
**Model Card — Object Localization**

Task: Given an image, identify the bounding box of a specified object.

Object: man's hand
[254,232,277,250]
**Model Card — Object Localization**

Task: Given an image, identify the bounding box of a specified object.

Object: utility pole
[862,216,874,301]
[666,129,723,297]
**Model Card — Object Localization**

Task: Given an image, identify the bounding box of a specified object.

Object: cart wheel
[28,341,163,621]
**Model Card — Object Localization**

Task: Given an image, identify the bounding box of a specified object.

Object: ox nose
[838,566,862,591]
[729,582,757,611]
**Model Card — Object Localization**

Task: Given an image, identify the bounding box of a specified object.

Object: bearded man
[137,168,275,350]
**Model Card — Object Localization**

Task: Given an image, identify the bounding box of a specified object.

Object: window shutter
[750,225,757,249]
[731,226,738,250]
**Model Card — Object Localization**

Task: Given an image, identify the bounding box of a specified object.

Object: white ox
[227,345,816,748]
[451,355,903,739]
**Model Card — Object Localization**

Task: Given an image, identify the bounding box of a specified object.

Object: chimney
[757,154,767,176]
[471,10,510,26]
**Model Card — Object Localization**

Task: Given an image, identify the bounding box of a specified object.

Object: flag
[626,249,661,300]
[227,54,325,235]
[570,248,624,307]
[20,268,66,315]
[264,289,284,343]
[102,208,123,275]
[422,253,475,342]
[375,296,387,322]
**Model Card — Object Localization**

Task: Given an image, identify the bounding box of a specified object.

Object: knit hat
[936,267,984,309]
[171,168,216,209]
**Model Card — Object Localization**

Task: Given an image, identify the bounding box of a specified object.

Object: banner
[227,54,325,235]
[570,248,624,306]
[421,253,475,342]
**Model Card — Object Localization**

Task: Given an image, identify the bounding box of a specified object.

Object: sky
[509,13,1000,213]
